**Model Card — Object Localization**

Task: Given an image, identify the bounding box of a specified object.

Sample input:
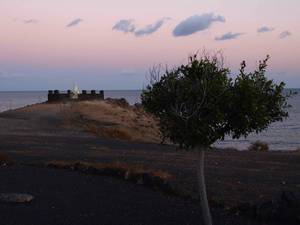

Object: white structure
[71,84,80,99]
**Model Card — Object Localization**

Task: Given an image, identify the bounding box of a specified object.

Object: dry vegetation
[62,100,162,143]
[45,161,176,195]
[0,153,8,162]
[47,160,172,180]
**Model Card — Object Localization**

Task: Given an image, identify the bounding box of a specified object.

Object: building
[47,90,104,102]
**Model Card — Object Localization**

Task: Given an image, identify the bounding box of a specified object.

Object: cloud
[173,13,225,37]
[215,32,244,41]
[66,18,83,28]
[257,26,274,33]
[279,31,291,39]
[112,19,136,33]
[23,19,39,24]
[113,18,170,37]
[0,71,26,78]
[134,18,170,37]
[13,18,38,24]
[120,69,138,76]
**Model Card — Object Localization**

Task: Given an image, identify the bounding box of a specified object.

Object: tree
[141,54,290,225]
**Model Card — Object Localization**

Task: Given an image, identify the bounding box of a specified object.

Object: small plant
[248,141,269,152]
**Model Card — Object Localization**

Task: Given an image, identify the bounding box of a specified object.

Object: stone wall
[47,90,104,102]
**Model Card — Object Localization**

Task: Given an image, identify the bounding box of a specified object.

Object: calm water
[0,89,299,151]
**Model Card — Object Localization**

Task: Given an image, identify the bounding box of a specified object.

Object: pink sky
[0,0,299,90]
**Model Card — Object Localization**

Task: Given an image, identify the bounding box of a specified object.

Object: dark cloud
[279,30,291,39]
[257,26,274,33]
[112,19,136,33]
[173,13,225,37]
[134,18,169,37]
[23,19,39,24]
[215,32,244,41]
[113,18,170,37]
[66,18,83,28]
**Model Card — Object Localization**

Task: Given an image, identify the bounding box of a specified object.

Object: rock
[0,193,34,203]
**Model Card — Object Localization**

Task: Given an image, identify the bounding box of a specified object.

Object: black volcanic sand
[0,165,202,225]
[0,103,299,225]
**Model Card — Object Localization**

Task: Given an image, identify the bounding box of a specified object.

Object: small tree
[141,54,290,225]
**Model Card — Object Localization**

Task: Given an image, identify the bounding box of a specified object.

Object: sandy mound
[61,100,162,143]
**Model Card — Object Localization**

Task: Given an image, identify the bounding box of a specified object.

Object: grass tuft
[248,141,269,152]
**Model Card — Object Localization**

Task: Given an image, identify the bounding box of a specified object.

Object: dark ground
[0,103,299,225]
[0,165,203,225]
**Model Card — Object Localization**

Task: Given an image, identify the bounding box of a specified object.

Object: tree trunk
[197,148,213,225]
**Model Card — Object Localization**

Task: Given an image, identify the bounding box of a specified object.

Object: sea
[0,89,299,151]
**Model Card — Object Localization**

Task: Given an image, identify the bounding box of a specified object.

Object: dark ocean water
[0,89,299,151]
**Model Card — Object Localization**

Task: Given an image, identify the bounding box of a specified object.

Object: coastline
[1,89,299,150]
[0,101,299,224]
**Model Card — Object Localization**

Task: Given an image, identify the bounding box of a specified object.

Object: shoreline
[1,88,299,151]
[1,100,299,151]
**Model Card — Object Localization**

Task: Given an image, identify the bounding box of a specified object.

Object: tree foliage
[141,54,290,149]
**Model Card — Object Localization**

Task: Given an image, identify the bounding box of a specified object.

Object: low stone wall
[48,90,104,102]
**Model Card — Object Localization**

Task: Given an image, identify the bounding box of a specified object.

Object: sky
[0,0,299,90]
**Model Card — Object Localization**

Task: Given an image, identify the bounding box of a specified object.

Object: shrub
[248,141,269,152]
